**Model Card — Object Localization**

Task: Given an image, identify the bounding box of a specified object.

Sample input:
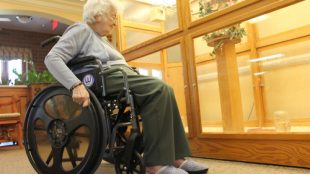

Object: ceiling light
[16,16,32,24]
[0,18,11,22]
[250,54,284,63]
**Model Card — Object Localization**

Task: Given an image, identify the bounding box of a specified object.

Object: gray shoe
[179,160,208,174]
[155,166,188,174]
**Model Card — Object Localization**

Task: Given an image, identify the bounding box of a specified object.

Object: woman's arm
[44,23,91,90]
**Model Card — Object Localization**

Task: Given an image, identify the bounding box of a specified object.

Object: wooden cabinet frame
[121,0,309,168]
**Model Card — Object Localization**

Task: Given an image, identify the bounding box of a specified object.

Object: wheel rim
[24,85,107,174]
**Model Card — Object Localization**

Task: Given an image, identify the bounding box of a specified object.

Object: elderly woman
[44,0,208,174]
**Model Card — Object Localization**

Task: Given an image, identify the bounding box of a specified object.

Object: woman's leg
[105,66,191,166]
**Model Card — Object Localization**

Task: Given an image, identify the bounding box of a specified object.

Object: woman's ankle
[146,165,163,174]
[174,158,186,168]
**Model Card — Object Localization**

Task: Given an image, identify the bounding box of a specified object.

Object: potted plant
[197,0,246,55]
[13,68,56,100]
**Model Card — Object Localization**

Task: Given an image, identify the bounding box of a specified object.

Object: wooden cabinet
[28,83,50,102]
[0,86,28,148]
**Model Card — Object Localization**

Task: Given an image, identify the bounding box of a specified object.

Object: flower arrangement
[197,0,246,55]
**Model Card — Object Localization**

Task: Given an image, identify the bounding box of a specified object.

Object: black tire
[23,84,108,174]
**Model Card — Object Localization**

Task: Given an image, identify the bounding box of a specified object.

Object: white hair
[83,0,119,24]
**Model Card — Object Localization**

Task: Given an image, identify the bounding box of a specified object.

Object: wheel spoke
[45,150,53,165]
[34,108,53,130]
[51,146,64,171]
[66,146,77,168]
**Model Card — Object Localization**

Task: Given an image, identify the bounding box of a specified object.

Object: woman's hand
[72,84,91,107]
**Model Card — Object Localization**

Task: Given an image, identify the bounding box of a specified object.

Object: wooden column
[210,38,244,132]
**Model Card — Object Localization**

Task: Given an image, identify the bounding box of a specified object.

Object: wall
[0,29,54,72]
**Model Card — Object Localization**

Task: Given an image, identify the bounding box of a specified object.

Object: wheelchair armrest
[67,56,99,68]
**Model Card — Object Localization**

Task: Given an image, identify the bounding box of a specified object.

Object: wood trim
[257,24,310,49]
[124,37,183,61]
[258,34,310,52]
[127,62,161,69]
[183,33,202,138]
[265,118,310,126]
[161,50,168,81]
[180,36,195,138]
[189,137,310,168]
[189,0,303,39]
[166,62,182,68]
[246,23,266,127]
[116,14,123,51]
[123,0,302,60]
[123,20,162,33]
[197,132,310,140]
[188,0,260,27]
[202,119,258,127]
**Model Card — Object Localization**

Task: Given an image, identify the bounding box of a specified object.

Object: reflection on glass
[128,44,189,131]
[194,24,247,58]
[193,1,310,133]
[237,55,256,123]
[190,0,244,21]
[254,0,310,38]
[259,40,310,132]
[120,0,178,49]
[196,61,222,132]
[126,30,160,49]
[165,45,188,131]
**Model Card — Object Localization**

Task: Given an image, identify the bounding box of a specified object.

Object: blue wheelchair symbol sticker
[83,74,95,87]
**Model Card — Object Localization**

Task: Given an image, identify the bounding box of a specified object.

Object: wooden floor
[0,148,309,174]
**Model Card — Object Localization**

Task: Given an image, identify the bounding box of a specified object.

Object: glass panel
[166,44,182,63]
[195,53,254,132]
[194,1,309,133]
[255,0,310,38]
[128,44,189,132]
[194,21,253,133]
[258,40,310,132]
[196,60,222,132]
[126,30,160,49]
[120,0,179,49]
[190,0,245,21]
[238,54,256,123]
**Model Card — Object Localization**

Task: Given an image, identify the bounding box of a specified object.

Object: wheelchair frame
[23,56,145,174]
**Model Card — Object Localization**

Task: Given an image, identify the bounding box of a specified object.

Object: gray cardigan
[44,22,127,89]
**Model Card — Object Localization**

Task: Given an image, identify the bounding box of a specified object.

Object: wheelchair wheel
[115,150,145,174]
[24,84,108,174]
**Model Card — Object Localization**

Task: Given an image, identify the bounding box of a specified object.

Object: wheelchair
[23,56,145,174]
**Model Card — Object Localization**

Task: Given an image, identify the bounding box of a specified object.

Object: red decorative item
[52,20,58,31]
